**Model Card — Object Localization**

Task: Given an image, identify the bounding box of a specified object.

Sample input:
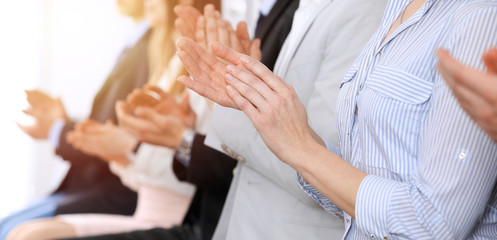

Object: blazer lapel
[256,0,293,41]
[274,0,331,76]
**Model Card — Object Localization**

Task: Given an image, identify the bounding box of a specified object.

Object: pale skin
[116,88,193,149]
[6,219,76,240]
[177,0,426,218]
[437,48,497,143]
[66,119,138,166]
[17,90,68,139]
[117,4,261,149]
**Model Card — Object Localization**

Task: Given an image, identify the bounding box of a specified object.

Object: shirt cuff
[174,128,196,167]
[297,173,344,219]
[48,119,66,148]
[355,175,399,238]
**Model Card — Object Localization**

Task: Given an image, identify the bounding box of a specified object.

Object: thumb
[179,91,191,113]
[250,39,262,61]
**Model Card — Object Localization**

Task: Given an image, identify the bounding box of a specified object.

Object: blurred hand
[126,85,196,127]
[66,120,137,166]
[17,90,68,139]
[437,48,497,143]
[116,101,188,149]
[174,4,261,58]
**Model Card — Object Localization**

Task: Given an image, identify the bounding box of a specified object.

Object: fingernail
[227,65,236,73]
[226,73,234,82]
[226,85,234,94]
[240,56,250,64]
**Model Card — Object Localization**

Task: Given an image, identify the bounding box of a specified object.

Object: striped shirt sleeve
[355,5,497,239]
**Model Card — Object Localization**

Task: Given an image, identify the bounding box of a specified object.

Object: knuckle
[238,99,250,110]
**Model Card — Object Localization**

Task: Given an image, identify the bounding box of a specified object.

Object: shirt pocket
[365,64,433,104]
[359,65,434,176]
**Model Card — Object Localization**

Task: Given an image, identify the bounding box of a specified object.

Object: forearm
[289,140,366,218]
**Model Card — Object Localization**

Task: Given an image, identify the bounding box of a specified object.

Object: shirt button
[346,219,350,223]
[370,233,375,239]
[459,152,466,160]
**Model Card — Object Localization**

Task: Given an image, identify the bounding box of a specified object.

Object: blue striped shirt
[298,0,497,239]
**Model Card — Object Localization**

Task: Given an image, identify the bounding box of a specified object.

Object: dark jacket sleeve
[173,134,237,194]
[55,120,102,165]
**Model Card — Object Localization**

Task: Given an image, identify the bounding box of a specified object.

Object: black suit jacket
[256,0,299,71]
[173,1,299,239]
[53,30,151,215]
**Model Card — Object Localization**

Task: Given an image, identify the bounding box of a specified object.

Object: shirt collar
[259,0,277,16]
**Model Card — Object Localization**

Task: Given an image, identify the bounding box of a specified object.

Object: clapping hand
[66,119,138,166]
[17,90,68,139]
[437,48,497,142]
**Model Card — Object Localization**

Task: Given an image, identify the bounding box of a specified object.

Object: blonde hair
[147,0,185,96]
[147,0,221,96]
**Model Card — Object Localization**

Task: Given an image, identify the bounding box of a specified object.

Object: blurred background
[0,0,135,217]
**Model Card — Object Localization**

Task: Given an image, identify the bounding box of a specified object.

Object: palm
[177,38,238,108]
[19,90,67,139]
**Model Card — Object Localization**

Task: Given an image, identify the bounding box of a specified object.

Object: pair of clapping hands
[175,5,497,164]
[175,4,317,164]
[66,85,194,166]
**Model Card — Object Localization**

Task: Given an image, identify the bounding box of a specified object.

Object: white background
[0,0,134,217]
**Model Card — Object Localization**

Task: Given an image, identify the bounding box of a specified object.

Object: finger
[26,90,51,106]
[16,123,35,137]
[451,78,494,125]
[236,21,251,53]
[216,13,230,46]
[179,91,191,113]
[204,4,218,47]
[128,91,159,109]
[225,72,268,110]
[249,38,262,60]
[22,108,35,117]
[227,21,245,53]
[437,49,491,96]
[211,41,245,66]
[226,85,259,119]
[66,130,76,144]
[174,5,201,34]
[177,38,227,89]
[177,75,213,100]
[134,107,167,128]
[483,48,497,74]
[176,18,196,39]
[213,44,285,92]
[144,85,168,99]
[176,49,217,90]
[226,64,274,101]
[195,16,208,49]
[120,109,160,137]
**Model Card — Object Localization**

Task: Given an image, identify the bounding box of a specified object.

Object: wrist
[174,128,196,166]
[286,136,325,171]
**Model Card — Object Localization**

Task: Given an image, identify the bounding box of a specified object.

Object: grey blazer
[207,0,388,239]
